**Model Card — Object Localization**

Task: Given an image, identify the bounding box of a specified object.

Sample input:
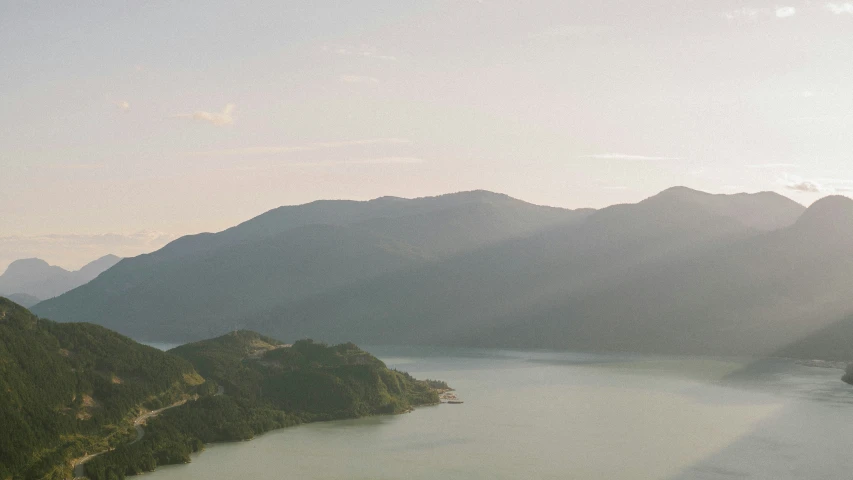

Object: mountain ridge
[33,190,592,340]
[31,187,853,360]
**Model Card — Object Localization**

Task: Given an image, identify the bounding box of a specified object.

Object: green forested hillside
[84,332,439,479]
[1,300,442,480]
[171,332,437,416]
[0,298,203,480]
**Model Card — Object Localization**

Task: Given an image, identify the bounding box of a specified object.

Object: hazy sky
[2,0,852,269]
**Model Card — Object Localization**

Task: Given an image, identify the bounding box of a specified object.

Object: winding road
[71,399,189,479]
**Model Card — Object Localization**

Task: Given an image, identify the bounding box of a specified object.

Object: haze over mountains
[32,187,853,359]
[0,255,120,305]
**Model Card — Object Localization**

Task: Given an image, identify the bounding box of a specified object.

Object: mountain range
[31,187,853,359]
[0,255,121,304]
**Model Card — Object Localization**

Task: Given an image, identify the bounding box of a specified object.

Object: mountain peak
[6,257,51,269]
[641,187,804,231]
[654,186,708,198]
[78,254,121,271]
[0,255,120,300]
[419,190,514,203]
[796,195,853,231]
[2,258,64,277]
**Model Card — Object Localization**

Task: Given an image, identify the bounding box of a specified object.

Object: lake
[143,346,853,479]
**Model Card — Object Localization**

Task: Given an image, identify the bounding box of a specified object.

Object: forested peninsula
[0,298,441,480]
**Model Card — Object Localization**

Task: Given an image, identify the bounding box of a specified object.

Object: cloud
[186,138,411,157]
[267,157,425,168]
[171,104,235,126]
[47,163,106,170]
[578,153,682,161]
[723,7,762,20]
[780,175,853,194]
[826,2,853,13]
[723,6,796,20]
[785,180,823,192]
[216,156,425,172]
[745,163,798,169]
[324,45,397,61]
[776,6,797,17]
[780,174,831,193]
[340,74,379,84]
[530,25,616,39]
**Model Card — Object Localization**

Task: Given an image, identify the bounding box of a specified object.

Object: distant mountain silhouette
[35,188,853,359]
[0,254,121,300]
[33,191,590,341]
[241,188,817,354]
[648,186,804,231]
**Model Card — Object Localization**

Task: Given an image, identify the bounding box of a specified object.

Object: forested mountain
[247,193,853,358]
[0,254,121,301]
[0,297,203,480]
[32,188,853,359]
[240,187,811,350]
[0,299,441,480]
[170,331,437,417]
[83,333,439,479]
[33,191,590,341]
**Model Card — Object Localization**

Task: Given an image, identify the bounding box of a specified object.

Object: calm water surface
[144,346,853,480]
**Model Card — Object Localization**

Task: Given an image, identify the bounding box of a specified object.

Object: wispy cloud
[776,6,797,17]
[186,138,410,157]
[746,163,798,169]
[785,180,824,192]
[530,25,616,39]
[723,6,796,20]
[779,174,845,193]
[291,156,425,167]
[826,2,853,14]
[323,45,397,61]
[723,7,762,20]
[340,74,379,84]
[780,174,853,193]
[725,3,850,20]
[171,104,235,126]
[47,163,106,170]
[578,153,682,161]
[216,156,425,172]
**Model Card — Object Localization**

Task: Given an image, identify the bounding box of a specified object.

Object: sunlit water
[142,346,853,480]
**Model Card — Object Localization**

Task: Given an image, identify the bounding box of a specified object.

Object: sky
[1,0,852,270]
